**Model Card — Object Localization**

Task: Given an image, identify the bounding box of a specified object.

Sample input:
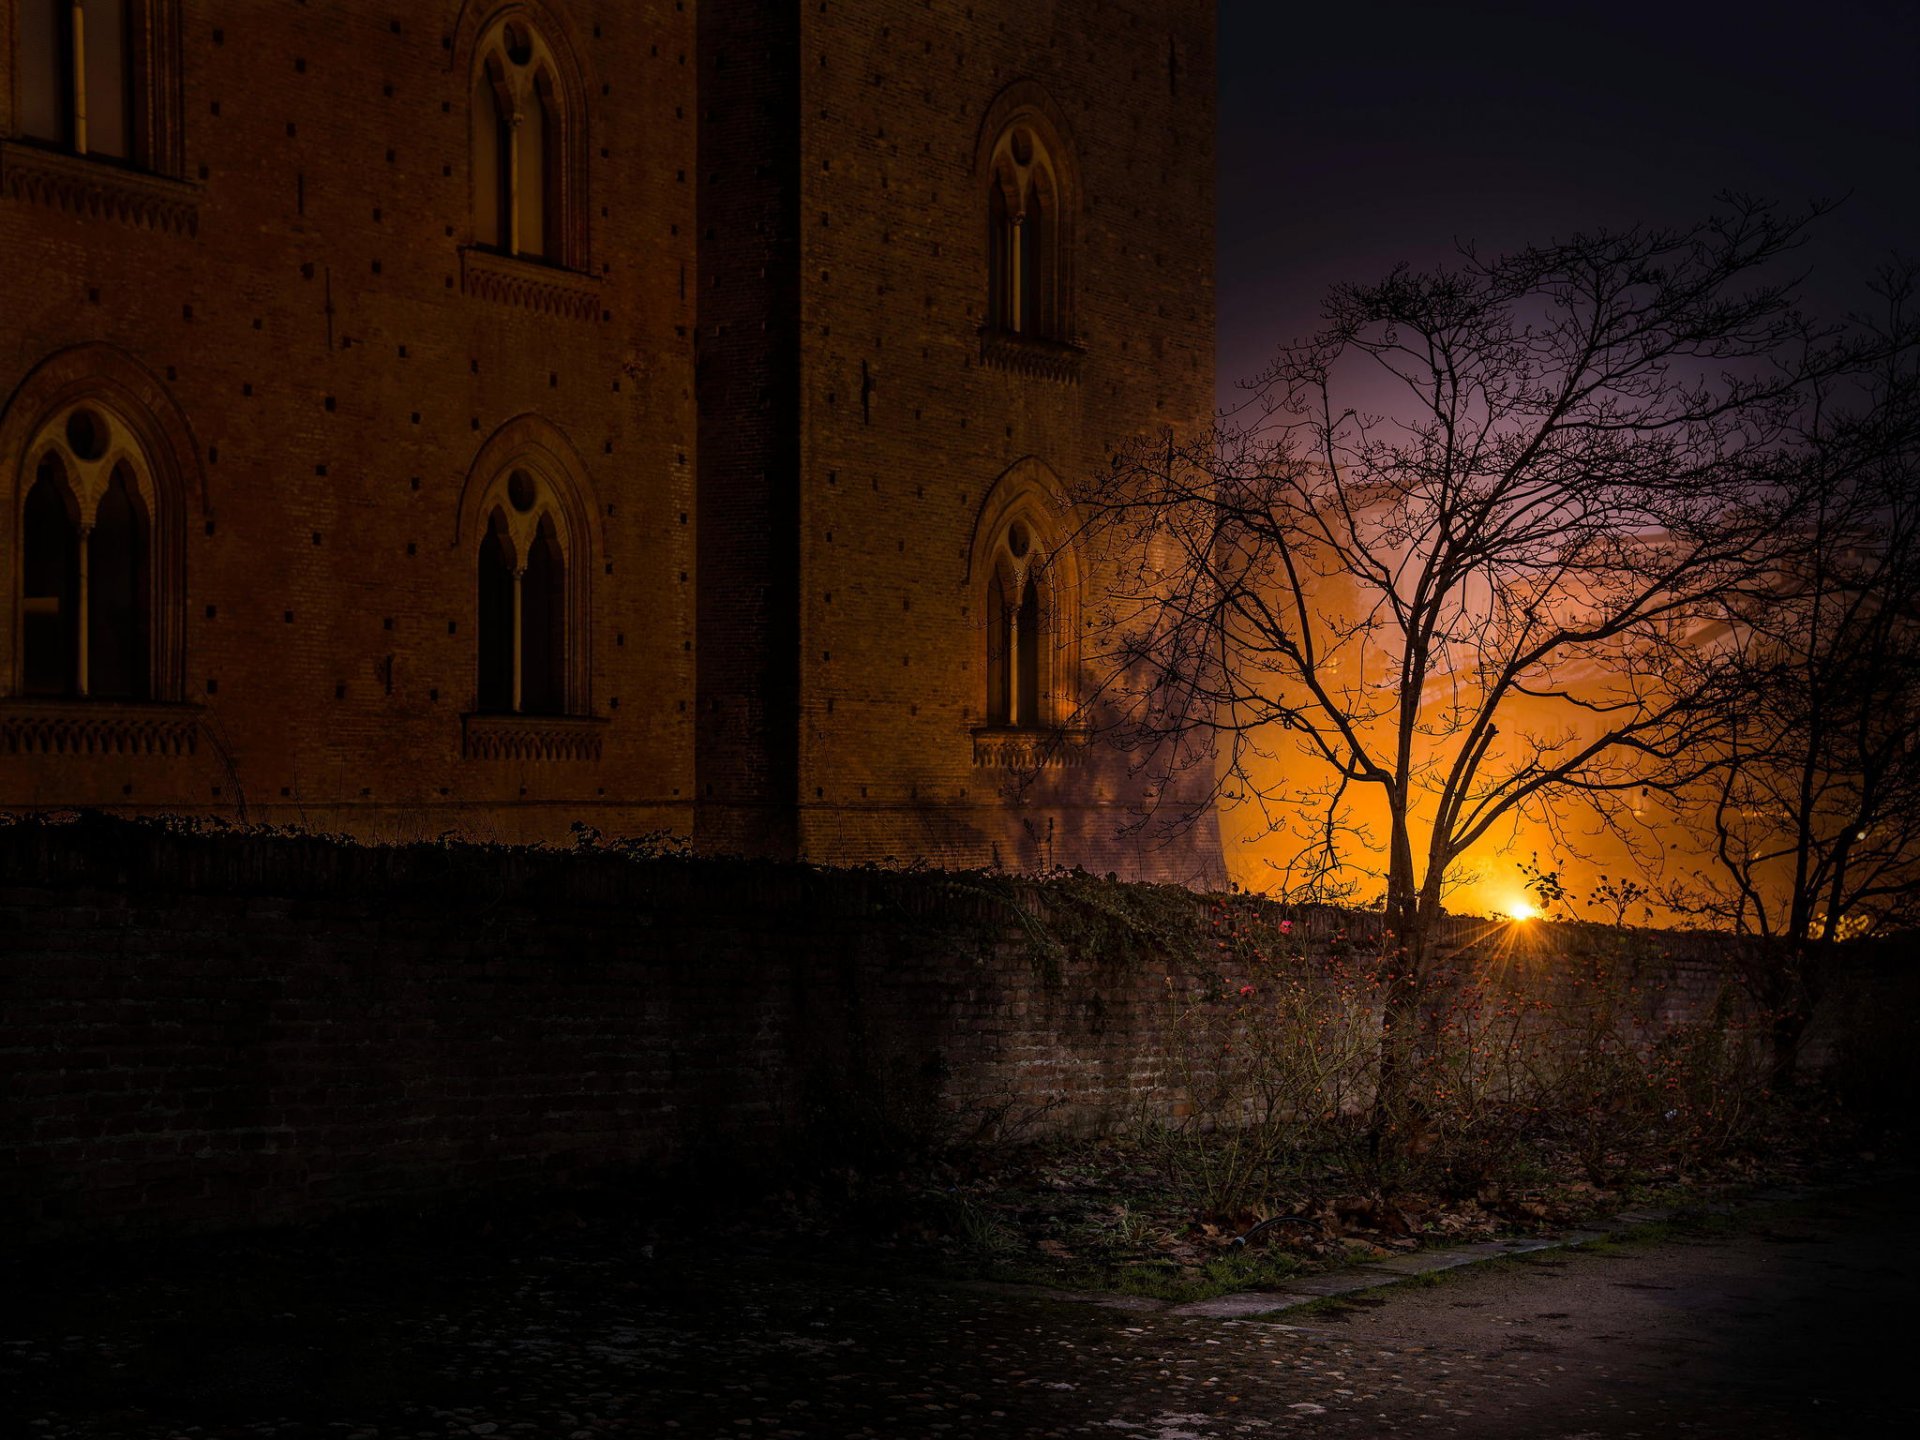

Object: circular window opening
[1010,129,1034,167]
[507,470,538,513]
[1007,520,1031,559]
[65,409,108,462]
[503,23,534,65]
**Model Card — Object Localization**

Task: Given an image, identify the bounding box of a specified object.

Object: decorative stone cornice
[0,700,200,757]
[460,247,601,321]
[462,712,606,762]
[971,726,1091,769]
[0,143,200,237]
[979,329,1084,384]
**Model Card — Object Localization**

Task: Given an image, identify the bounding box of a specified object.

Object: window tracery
[967,460,1086,767]
[469,10,582,268]
[977,84,1081,381]
[14,399,165,701]
[987,125,1064,342]
[475,471,570,717]
[455,418,602,758]
[985,518,1047,728]
[474,469,573,716]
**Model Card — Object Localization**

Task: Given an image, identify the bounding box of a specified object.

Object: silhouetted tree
[1667,266,1920,1081]
[1075,200,1903,1132]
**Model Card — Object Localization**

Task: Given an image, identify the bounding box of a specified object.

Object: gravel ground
[3,1180,1912,1439]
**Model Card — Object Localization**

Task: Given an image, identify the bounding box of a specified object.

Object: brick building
[0,0,1219,882]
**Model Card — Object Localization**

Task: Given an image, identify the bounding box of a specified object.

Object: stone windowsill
[979,328,1084,384]
[971,725,1091,769]
[459,246,601,321]
[462,712,607,762]
[0,141,200,236]
[0,698,201,757]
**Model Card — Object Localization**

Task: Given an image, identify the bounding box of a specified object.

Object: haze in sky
[1216,0,1920,414]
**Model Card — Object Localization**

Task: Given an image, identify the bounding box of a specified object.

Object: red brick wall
[3,2,1223,884]
[789,0,1220,879]
[693,0,805,857]
[5,815,1879,1250]
[1,1,700,842]
[0,816,1218,1246]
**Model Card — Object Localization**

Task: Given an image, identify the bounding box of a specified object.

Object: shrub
[1144,907,1780,1208]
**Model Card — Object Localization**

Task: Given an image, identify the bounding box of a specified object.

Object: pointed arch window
[980,510,1075,734]
[986,122,1070,344]
[969,465,1088,767]
[469,14,580,267]
[14,402,163,701]
[985,520,1049,728]
[475,469,576,716]
[2,350,194,764]
[455,419,604,757]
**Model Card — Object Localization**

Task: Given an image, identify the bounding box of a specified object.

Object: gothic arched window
[985,120,1070,343]
[985,519,1049,727]
[470,13,580,266]
[468,458,591,719]
[16,403,159,699]
[968,462,1085,759]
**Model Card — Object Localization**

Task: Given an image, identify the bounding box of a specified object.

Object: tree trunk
[1368,807,1430,1169]
[1767,940,1831,1092]
[1768,1001,1807,1092]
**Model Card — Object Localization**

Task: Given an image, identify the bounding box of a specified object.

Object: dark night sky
[1216,0,1920,413]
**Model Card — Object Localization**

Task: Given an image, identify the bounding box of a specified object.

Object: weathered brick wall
[0,815,1218,1247]
[5,816,1893,1250]
[0,0,700,842]
[789,0,1220,879]
[693,0,805,858]
[2,1,1223,886]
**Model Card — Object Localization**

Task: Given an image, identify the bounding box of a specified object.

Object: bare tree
[1667,266,1920,1079]
[1074,200,1889,1124]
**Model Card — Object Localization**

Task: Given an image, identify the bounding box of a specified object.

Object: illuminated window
[968,461,1084,750]
[17,404,158,699]
[470,12,582,266]
[985,520,1047,726]
[985,120,1070,342]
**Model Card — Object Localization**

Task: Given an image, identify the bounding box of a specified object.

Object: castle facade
[0,0,1218,880]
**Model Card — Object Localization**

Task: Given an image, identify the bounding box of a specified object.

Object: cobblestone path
[4,1181,1911,1438]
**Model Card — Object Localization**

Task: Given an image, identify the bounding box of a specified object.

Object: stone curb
[1159,1180,1852,1319]
[953,1177,1855,1323]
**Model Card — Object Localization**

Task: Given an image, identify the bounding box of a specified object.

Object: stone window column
[510,564,526,713]
[1009,214,1025,332]
[70,1,91,154]
[72,522,92,695]
[506,108,523,258]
